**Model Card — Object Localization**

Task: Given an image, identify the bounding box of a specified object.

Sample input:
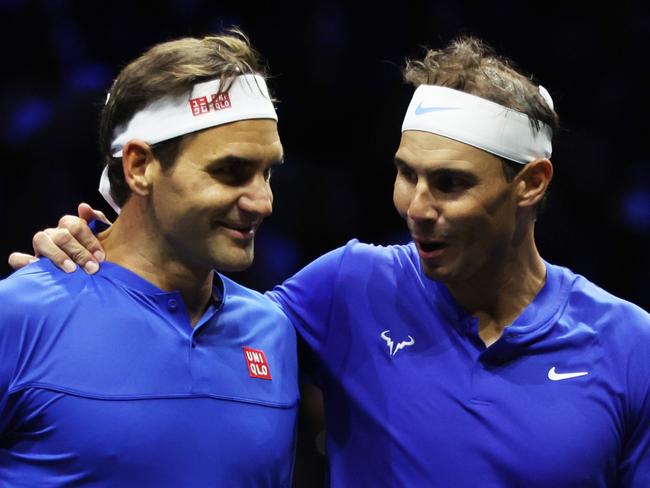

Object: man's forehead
[396,130,500,169]
[209,118,280,139]
[164,123,282,172]
[186,120,282,152]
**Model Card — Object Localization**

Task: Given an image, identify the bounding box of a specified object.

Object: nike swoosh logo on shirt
[547,366,589,381]
[414,102,459,116]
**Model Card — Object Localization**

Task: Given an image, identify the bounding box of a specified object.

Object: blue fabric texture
[0,259,298,487]
[269,240,650,488]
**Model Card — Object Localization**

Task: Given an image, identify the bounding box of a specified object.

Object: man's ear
[121,140,156,197]
[516,159,553,208]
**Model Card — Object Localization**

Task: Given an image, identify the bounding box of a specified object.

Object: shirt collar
[96,261,224,307]
[413,242,572,340]
[508,260,572,334]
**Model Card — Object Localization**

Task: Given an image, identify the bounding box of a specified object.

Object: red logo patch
[189,92,232,116]
[189,96,210,116]
[243,347,272,380]
[211,92,231,110]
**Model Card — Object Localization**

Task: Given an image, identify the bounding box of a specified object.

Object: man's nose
[407,182,439,221]
[238,175,273,217]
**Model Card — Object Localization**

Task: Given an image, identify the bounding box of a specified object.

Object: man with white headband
[0,33,298,486]
[10,36,650,486]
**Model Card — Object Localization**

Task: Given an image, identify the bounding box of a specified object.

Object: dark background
[2,1,649,311]
[1,1,649,310]
[1,0,649,484]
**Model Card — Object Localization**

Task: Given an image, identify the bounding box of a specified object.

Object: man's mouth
[415,239,447,258]
[220,222,257,240]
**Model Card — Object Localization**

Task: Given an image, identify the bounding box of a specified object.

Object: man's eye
[212,164,233,175]
[398,167,416,183]
[264,167,273,182]
[212,165,248,183]
[436,175,467,193]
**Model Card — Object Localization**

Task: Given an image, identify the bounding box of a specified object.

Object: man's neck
[98,204,213,327]
[445,234,546,347]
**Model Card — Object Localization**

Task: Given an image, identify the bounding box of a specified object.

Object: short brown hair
[404,36,559,137]
[404,36,558,211]
[404,36,559,180]
[100,30,270,207]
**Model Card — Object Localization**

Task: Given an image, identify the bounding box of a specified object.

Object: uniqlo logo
[189,96,210,116]
[211,92,231,110]
[243,347,272,380]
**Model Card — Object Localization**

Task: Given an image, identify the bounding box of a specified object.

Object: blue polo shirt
[269,240,650,487]
[0,259,298,487]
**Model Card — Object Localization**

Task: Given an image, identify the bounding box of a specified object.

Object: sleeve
[617,313,650,487]
[266,243,350,373]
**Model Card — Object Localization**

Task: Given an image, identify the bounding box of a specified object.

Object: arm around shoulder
[266,241,357,354]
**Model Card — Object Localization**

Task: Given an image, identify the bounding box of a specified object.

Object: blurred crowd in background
[1,0,648,310]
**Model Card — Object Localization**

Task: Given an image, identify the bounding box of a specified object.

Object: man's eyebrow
[208,154,285,167]
[394,156,478,180]
[393,156,411,169]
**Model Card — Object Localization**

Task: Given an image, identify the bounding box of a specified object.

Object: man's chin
[211,247,254,272]
[421,260,451,283]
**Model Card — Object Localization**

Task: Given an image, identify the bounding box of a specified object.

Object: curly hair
[404,36,559,181]
[404,36,559,136]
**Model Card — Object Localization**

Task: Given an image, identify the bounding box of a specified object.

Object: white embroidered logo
[547,366,589,381]
[381,330,415,357]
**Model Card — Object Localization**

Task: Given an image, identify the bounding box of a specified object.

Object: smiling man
[10,37,650,486]
[0,33,298,486]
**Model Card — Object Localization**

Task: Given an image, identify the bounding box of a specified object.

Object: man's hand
[8,203,111,274]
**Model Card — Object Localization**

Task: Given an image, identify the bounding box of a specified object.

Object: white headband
[100,74,277,214]
[401,85,553,164]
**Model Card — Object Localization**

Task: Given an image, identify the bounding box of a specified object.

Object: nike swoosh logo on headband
[414,102,459,116]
